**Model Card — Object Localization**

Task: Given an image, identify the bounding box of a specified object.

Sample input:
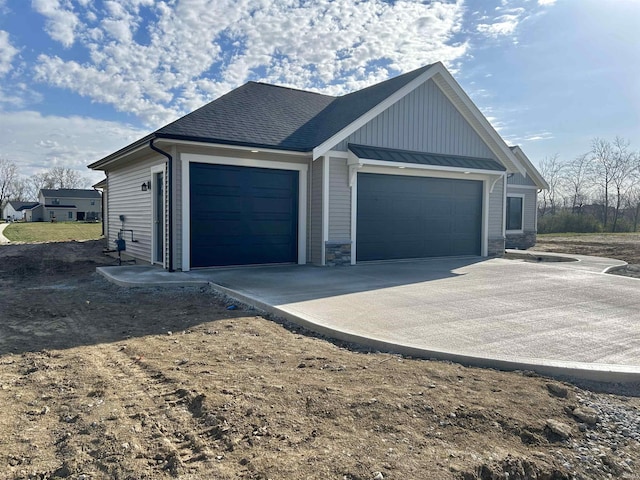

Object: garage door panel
[190,163,298,267]
[357,173,482,261]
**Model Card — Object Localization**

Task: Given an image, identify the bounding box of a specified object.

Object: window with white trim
[506,195,524,232]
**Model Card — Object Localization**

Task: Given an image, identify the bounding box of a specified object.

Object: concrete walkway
[97,252,640,383]
[0,223,11,245]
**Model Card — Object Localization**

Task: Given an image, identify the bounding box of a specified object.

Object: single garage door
[357,173,482,261]
[190,163,298,267]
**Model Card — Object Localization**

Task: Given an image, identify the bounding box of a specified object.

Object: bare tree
[29,167,89,198]
[538,154,563,216]
[0,158,18,209]
[589,138,618,229]
[564,153,591,214]
[609,137,639,231]
[8,176,31,202]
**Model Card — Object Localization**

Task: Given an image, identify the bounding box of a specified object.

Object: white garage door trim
[350,165,499,265]
[181,153,308,272]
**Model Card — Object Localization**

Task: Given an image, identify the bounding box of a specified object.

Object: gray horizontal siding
[508,172,537,187]
[108,156,165,263]
[310,157,323,264]
[488,178,504,239]
[328,157,350,240]
[334,79,496,160]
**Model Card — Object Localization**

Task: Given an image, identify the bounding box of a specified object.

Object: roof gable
[509,146,549,189]
[90,62,527,175]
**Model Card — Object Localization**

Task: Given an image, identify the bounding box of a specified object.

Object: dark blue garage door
[357,173,482,261]
[190,163,298,267]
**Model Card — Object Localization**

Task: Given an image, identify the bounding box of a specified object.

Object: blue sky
[0,0,638,184]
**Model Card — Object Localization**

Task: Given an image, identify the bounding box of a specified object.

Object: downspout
[149,138,174,272]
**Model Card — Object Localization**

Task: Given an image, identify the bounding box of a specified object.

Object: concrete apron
[210,283,640,385]
[97,253,640,384]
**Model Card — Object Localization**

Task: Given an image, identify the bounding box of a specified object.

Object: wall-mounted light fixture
[141,181,151,191]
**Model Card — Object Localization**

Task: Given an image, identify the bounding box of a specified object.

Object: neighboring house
[88,62,547,271]
[24,189,102,222]
[2,201,39,221]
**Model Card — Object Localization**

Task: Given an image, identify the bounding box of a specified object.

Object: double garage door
[357,173,482,261]
[189,164,482,267]
[190,163,298,268]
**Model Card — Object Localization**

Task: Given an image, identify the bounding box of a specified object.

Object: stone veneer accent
[487,237,506,257]
[325,242,352,266]
[506,231,537,250]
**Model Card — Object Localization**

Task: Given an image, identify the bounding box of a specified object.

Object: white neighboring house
[23,189,102,222]
[2,201,39,221]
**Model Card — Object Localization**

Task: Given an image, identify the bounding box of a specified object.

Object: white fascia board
[430,66,527,176]
[312,64,440,160]
[89,142,151,171]
[510,146,550,190]
[357,158,506,177]
[324,150,349,159]
[154,138,311,158]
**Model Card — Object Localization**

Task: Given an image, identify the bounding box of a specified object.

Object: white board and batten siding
[107,155,166,263]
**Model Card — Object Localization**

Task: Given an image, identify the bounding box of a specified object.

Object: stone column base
[506,231,537,249]
[487,237,505,257]
[325,242,352,266]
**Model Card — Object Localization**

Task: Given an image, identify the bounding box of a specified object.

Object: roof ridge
[249,81,336,98]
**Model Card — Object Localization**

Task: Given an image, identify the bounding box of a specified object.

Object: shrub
[538,212,602,234]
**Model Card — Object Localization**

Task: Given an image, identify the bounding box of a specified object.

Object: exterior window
[90,200,95,205]
[506,196,523,231]
[49,211,55,219]
[68,211,73,219]
[52,198,60,205]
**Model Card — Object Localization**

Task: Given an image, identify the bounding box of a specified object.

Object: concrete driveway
[98,253,640,382]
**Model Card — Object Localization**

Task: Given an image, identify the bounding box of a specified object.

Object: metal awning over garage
[348,144,506,172]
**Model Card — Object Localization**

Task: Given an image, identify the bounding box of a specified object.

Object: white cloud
[32,0,468,127]
[477,13,521,38]
[0,30,18,75]
[538,0,556,5]
[0,110,148,181]
[32,0,80,47]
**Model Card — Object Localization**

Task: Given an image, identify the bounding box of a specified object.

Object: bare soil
[1,240,639,480]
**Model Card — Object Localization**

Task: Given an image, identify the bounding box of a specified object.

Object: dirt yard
[1,240,639,480]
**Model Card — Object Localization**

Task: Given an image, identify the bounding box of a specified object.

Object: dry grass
[3,222,102,243]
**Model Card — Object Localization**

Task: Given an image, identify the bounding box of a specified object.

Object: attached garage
[190,163,299,267]
[356,173,483,261]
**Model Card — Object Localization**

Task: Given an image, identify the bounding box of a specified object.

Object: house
[2,201,39,221]
[88,62,547,271]
[24,189,102,222]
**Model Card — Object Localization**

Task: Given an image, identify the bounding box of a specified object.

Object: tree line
[537,137,640,233]
[0,159,91,209]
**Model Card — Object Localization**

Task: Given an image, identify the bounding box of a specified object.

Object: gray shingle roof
[8,201,39,211]
[40,189,102,199]
[348,144,506,171]
[155,65,433,152]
